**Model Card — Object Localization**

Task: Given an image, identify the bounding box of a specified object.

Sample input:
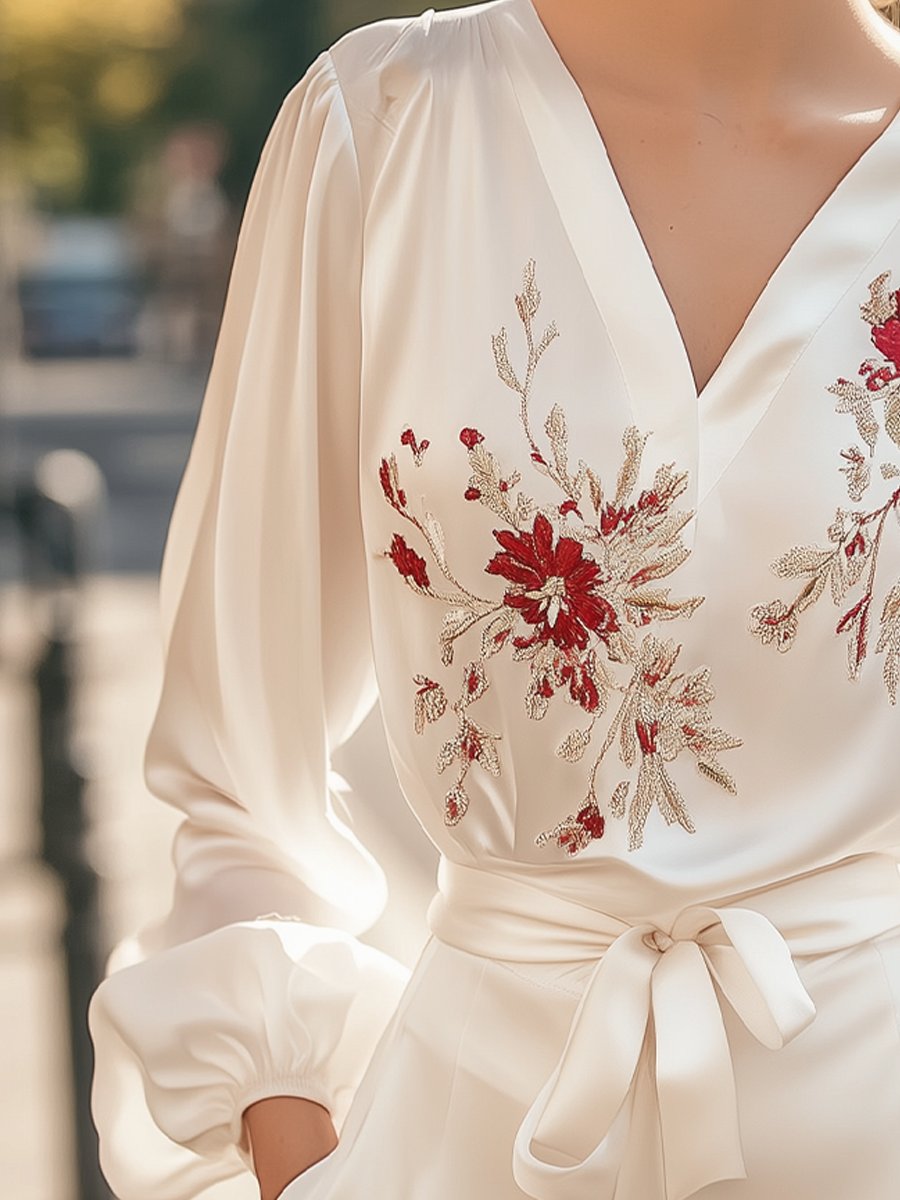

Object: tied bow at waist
[425,853,900,1200]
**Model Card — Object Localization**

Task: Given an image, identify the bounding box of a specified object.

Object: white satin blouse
[87,3,900,1199]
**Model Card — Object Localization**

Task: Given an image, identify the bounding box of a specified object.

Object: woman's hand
[242,1095,339,1200]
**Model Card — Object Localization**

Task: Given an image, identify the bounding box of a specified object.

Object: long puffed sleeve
[87,47,410,1200]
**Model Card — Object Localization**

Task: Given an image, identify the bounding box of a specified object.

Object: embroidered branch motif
[379,258,742,852]
[749,271,900,703]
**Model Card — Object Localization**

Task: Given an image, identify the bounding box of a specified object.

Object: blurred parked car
[16,216,147,358]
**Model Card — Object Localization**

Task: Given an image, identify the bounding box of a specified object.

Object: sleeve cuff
[88,918,409,1199]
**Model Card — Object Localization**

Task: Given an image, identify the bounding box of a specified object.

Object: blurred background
[1,1,900,1198]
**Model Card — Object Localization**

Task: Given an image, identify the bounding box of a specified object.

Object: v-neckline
[488,0,900,510]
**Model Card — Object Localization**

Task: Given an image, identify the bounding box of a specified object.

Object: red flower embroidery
[485,513,619,651]
[460,427,484,449]
[379,455,406,509]
[871,288,900,370]
[599,502,635,537]
[551,802,606,856]
[401,427,430,465]
[861,362,900,392]
[387,534,429,589]
[559,658,601,713]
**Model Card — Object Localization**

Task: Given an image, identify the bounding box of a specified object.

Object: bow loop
[699,906,817,1050]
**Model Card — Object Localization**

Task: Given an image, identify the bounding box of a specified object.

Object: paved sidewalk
[0,571,436,1199]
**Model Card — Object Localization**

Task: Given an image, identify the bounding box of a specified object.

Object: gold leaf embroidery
[413,675,447,734]
[556,727,591,763]
[697,758,738,794]
[886,393,900,447]
[876,585,900,703]
[614,425,649,508]
[828,377,880,452]
[840,446,871,502]
[860,271,897,326]
[492,326,522,394]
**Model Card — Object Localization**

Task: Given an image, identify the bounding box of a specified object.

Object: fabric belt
[425,852,900,1200]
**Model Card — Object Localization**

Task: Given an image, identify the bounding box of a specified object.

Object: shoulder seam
[324,14,430,138]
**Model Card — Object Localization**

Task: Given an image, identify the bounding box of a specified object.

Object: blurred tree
[1,0,182,211]
[149,0,320,207]
[323,0,477,42]
[0,0,323,213]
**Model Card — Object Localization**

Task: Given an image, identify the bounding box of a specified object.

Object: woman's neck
[529,0,900,120]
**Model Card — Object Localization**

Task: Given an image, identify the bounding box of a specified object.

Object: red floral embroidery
[870,289,900,381]
[750,271,900,703]
[485,513,619,652]
[542,801,606,857]
[460,427,484,449]
[401,427,430,465]
[387,534,429,589]
[435,659,501,825]
[381,259,741,848]
[379,454,407,510]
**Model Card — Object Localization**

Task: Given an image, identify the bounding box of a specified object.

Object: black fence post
[14,450,113,1200]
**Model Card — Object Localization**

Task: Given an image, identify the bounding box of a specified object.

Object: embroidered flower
[750,270,900,702]
[748,598,799,653]
[537,800,606,857]
[379,453,407,510]
[381,259,741,847]
[485,513,619,652]
[400,427,430,465]
[871,290,900,373]
[387,534,429,589]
